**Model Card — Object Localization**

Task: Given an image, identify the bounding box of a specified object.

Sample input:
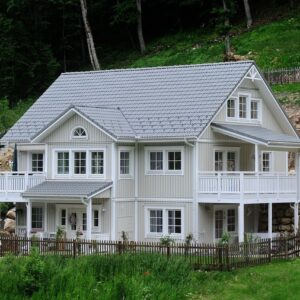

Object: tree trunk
[223,0,231,59]
[243,0,253,29]
[80,0,100,70]
[136,0,146,54]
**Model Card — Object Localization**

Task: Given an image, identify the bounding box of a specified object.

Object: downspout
[134,140,139,241]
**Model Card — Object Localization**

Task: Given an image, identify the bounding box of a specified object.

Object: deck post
[238,203,244,243]
[254,144,259,173]
[86,198,92,240]
[268,202,272,239]
[26,200,32,238]
[294,202,299,235]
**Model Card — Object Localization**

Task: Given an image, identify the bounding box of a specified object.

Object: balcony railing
[198,172,297,201]
[0,172,46,193]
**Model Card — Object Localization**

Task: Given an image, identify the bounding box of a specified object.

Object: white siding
[198,204,214,243]
[115,200,135,240]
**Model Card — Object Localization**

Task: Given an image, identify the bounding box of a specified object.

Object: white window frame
[145,146,184,175]
[213,147,240,172]
[70,126,88,140]
[118,147,134,179]
[31,152,44,172]
[144,206,184,239]
[53,148,106,179]
[261,151,273,172]
[226,93,262,123]
[31,206,43,231]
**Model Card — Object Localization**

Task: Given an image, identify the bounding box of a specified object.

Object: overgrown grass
[103,10,300,71]
[272,83,300,94]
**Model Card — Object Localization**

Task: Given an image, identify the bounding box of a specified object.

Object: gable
[199,66,298,141]
[41,113,113,144]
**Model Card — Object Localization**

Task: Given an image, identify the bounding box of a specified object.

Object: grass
[272,83,300,94]
[2,249,300,299]
[102,10,300,71]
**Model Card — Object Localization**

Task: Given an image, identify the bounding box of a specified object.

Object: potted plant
[56,227,65,251]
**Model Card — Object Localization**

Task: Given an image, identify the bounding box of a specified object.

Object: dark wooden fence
[263,67,300,84]
[1,235,300,271]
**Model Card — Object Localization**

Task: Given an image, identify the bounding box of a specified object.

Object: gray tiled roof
[212,123,300,146]
[22,181,112,198]
[2,61,254,142]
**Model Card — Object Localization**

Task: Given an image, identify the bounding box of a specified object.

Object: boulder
[0,229,10,237]
[285,208,294,218]
[280,218,292,225]
[279,224,292,232]
[4,218,15,233]
[6,208,16,220]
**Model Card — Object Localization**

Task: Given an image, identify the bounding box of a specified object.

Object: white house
[1,61,300,243]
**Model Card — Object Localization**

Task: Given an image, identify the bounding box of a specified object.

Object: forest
[0,0,299,135]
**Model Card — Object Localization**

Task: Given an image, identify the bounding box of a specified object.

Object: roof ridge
[62,60,254,76]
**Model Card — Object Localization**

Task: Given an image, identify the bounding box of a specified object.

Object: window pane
[251,101,258,119]
[82,213,87,231]
[32,153,43,172]
[150,152,163,170]
[239,96,247,118]
[94,210,99,227]
[57,152,69,174]
[227,209,236,232]
[32,207,43,229]
[74,152,86,174]
[91,151,104,174]
[227,99,235,118]
[262,152,271,172]
[168,151,181,171]
[61,209,66,226]
[120,151,130,175]
[215,151,223,171]
[168,210,181,234]
[149,210,163,233]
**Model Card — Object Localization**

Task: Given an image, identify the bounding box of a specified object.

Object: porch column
[294,203,299,234]
[268,202,272,239]
[254,144,259,173]
[238,203,244,243]
[44,202,47,233]
[26,200,32,237]
[86,198,92,240]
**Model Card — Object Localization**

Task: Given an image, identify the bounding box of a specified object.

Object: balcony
[198,172,297,204]
[0,172,46,202]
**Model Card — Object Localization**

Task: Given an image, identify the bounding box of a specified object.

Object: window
[149,210,163,233]
[147,207,183,237]
[31,153,43,172]
[91,151,104,174]
[120,151,130,175]
[146,147,184,175]
[168,210,181,234]
[93,210,99,227]
[262,152,272,172]
[215,151,223,171]
[61,209,66,226]
[32,207,43,230]
[251,100,258,119]
[227,152,236,171]
[74,152,86,174]
[226,95,261,122]
[82,213,87,231]
[239,96,247,118]
[168,151,181,171]
[72,127,87,138]
[214,148,239,172]
[215,210,223,239]
[150,151,163,171]
[227,209,236,232]
[57,152,69,174]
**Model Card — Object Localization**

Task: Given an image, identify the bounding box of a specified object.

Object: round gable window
[72,127,87,139]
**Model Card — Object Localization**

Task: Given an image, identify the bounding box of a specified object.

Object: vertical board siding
[18,152,28,172]
[115,201,134,240]
[138,144,193,198]
[47,204,56,232]
[198,204,214,243]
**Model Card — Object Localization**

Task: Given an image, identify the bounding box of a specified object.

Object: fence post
[268,239,272,263]
[218,245,223,271]
[0,237,2,257]
[117,241,122,255]
[225,244,230,271]
[73,239,76,259]
[167,245,170,259]
[285,237,288,260]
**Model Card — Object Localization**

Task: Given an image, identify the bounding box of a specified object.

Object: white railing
[0,172,46,193]
[198,172,297,196]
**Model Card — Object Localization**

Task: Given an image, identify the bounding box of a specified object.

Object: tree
[222,0,230,58]
[80,0,100,70]
[136,0,146,54]
[243,0,252,29]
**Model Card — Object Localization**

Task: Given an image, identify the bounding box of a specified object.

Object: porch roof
[22,181,112,199]
[211,123,300,147]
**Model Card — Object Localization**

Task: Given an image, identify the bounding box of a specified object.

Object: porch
[198,171,297,204]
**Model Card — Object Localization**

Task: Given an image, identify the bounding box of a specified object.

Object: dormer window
[226,94,261,122]
[72,127,87,139]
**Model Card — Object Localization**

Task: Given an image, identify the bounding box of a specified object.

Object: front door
[68,208,87,239]
[215,150,238,171]
[214,207,237,241]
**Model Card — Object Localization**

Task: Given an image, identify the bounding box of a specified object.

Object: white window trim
[70,126,88,140]
[144,206,184,239]
[118,146,134,179]
[29,151,45,172]
[144,146,184,175]
[213,147,240,172]
[261,151,274,172]
[52,148,106,179]
[226,93,262,124]
[31,205,44,231]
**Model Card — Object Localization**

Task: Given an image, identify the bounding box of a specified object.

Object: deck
[198,172,297,204]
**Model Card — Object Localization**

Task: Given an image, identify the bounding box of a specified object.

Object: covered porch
[15,181,113,240]
[198,202,299,243]
[197,123,300,204]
